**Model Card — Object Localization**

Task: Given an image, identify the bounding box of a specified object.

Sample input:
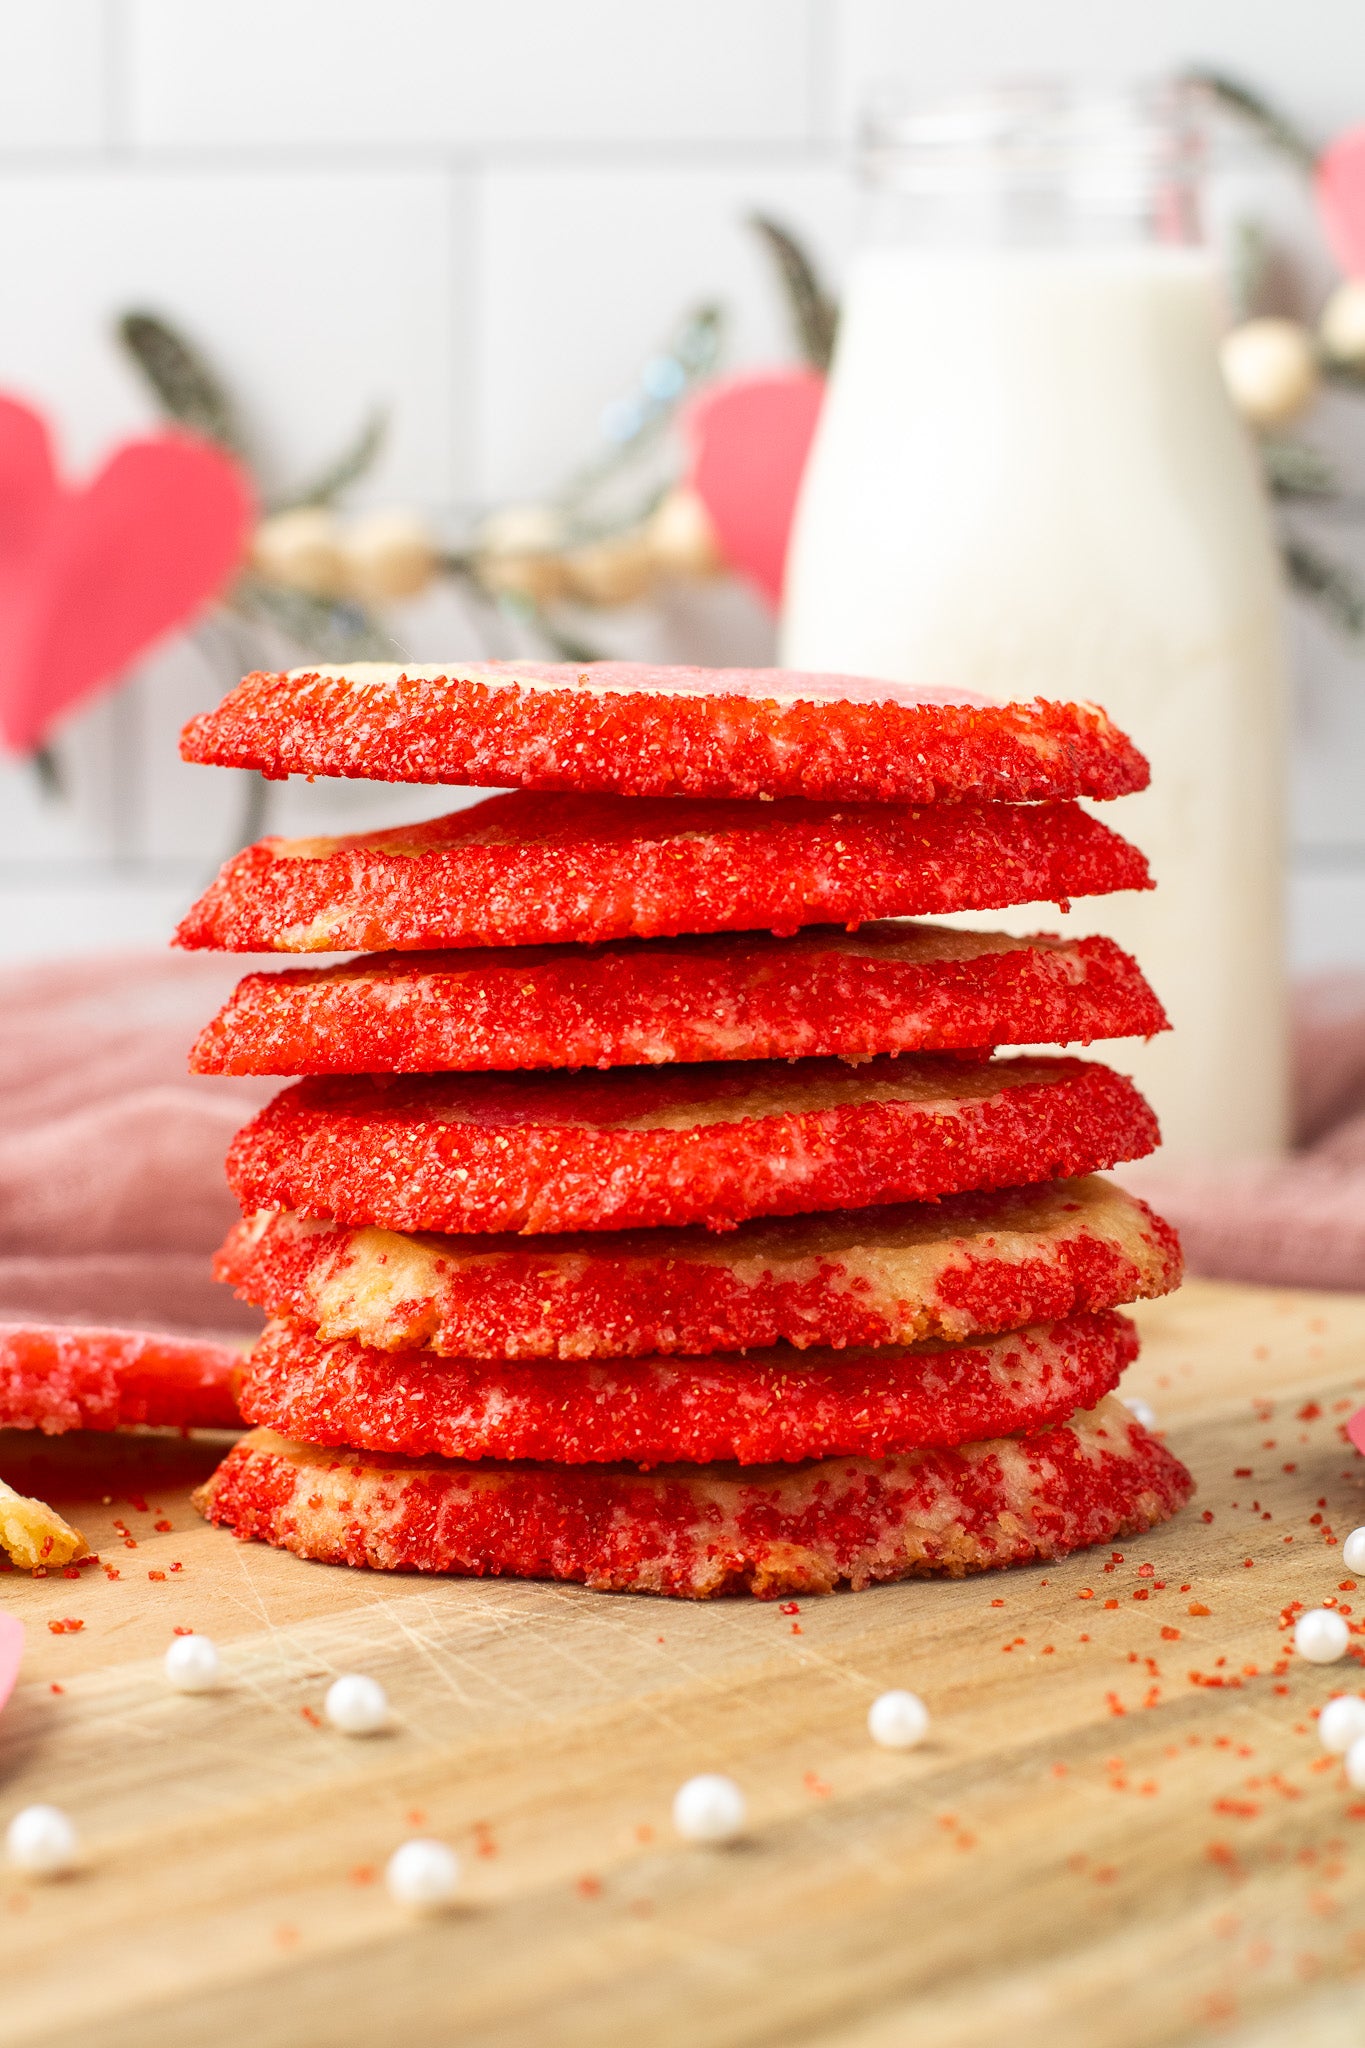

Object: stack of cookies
[176,662,1192,1598]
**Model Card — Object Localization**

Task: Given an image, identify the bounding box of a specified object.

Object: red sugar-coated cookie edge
[235,1310,1138,1464]
[193,1400,1194,1598]
[225,1056,1160,1235]
[174,794,1151,953]
[0,1323,242,1434]
[190,927,1168,1076]
[178,665,1150,806]
[214,1177,1182,1359]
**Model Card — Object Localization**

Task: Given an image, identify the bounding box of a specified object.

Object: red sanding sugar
[216,1176,1181,1360]
[0,1323,241,1433]
[193,1400,1194,1598]
[235,1309,1138,1465]
[178,661,1149,807]
[173,791,1150,953]
[190,923,1166,1076]
[225,1054,1159,1236]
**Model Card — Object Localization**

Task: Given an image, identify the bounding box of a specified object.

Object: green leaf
[553,302,726,533]
[273,406,389,512]
[1228,219,1271,323]
[1263,438,1340,499]
[29,743,63,799]
[1283,536,1365,640]
[1183,69,1317,167]
[748,214,839,372]
[117,310,248,455]
[229,573,400,661]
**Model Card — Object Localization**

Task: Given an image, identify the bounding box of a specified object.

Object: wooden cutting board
[3,1277,1365,2048]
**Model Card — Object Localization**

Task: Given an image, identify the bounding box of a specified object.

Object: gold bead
[1319,279,1365,367]
[1219,317,1319,430]
[474,504,570,606]
[340,510,439,603]
[644,487,724,578]
[561,533,655,608]
[251,506,347,598]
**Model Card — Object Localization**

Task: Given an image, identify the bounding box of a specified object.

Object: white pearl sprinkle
[1294,1608,1351,1664]
[385,1838,460,1911]
[672,1773,746,1844]
[163,1633,221,1694]
[1346,1733,1365,1792]
[6,1805,78,1876]
[1343,1527,1365,1575]
[1121,1396,1158,1432]
[324,1673,389,1736]
[867,1690,930,1750]
[1318,1694,1365,1755]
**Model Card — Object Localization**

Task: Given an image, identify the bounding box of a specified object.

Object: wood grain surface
[3,1278,1365,2048]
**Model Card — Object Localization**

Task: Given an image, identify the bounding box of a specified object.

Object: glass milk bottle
[782,83,1288,1163]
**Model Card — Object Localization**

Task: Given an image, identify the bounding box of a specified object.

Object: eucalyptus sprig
[119,308,388,509]
[117,308,393,662]
[551,301,725,540]
[273,406,389,514]
[1183,69,1317,168]
[749,214,838,373]
[118,312,248,457]
[1283,536,1365,636]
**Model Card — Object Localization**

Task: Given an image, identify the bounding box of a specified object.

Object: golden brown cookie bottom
[195,1399,1193,1600]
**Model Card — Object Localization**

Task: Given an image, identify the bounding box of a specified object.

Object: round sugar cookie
[178,661,1149,806]
[226,1054,1159,1236]
[216,1176,1181,1359]
[190,923,1167,1076]
[193,1399,1194,1598]
[0,1324,241,1434]
[234,1310,1138,1465]
[173,791,1150,954]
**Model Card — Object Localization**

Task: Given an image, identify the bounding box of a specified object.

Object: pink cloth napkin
[2,954,1364,1335]
[0,952,274,1338]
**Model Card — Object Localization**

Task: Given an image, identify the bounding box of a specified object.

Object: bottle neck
[859,81,1206,251]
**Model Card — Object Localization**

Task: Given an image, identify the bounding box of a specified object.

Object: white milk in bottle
[782,84,1288,1162]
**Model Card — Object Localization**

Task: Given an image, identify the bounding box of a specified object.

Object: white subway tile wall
[830,0,1365,141]
[0,169,466,496]
[0,0,1361,964]
[128,0,819,151]
[474,163,851,501]
[0,4,108,153]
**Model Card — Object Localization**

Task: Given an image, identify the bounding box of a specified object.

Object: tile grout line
[102,0,132,158]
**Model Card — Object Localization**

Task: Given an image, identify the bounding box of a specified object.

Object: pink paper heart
[0,1612,21,1715]
[684,370,825,609]
[0,396,253,755]
[1348,1407,1365,1458]
[1317,127,1365,278]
